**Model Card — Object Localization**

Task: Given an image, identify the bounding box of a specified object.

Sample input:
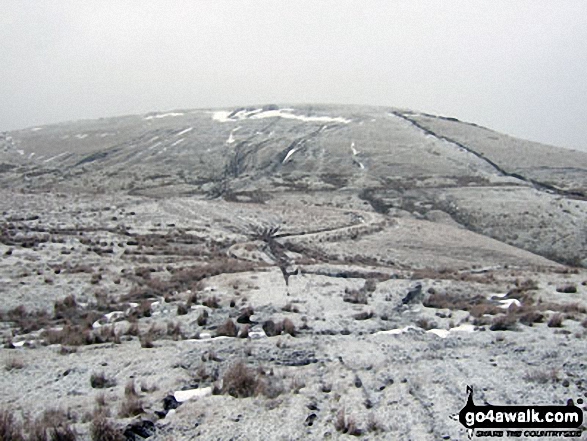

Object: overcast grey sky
[1,1,586,151]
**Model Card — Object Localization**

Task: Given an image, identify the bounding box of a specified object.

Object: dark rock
[556,284,577,293]
[379,377,394,391]
[237,306,254,324]
[163,394,180,412]
[402,283,423,304]
[305,413,317,426]
[124,419,156,440]
[353,311,373,320]
[307,402,319,411]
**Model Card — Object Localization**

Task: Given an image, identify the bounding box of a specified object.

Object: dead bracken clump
[517,309,544,326]
[53,294,78,320]
[203,296,220,309]
[262,320,280,337]
[415,317,437,330]
[1,305,51,334]
[0,409,24,441]
[281,318,296,336]
[364,278,378,292]
[126,322,139,336]
[238,325,250,339]
[547,313,564,328]
[167,321,182,340]
[216,319,238,337]
[334,409,362,436]
[221,361,259,398]
[90,372,117,389]
[42,325,86,346]
[42,322,122,347]
[425,293,500,317]
[125,379,137,397]
[176,303,189,315]
[540,302,586,316]
[0,408,78,441]
[118,396,144,418]
[489,314,518,331]
[282,302,299,313]
[259,318,298,337]
[95,392,107,407]
[93,325,121,345]
[366,413,386,433]
[515,278,539,291]
[343,288,368,305]
[139,327,157,348]
[4,355,25,371]
[290,376,306,394]
[197,310,208,326]
[30,418,78,441]
[524,368,559,384]
[90,413,124,441]
[221,361,283,399]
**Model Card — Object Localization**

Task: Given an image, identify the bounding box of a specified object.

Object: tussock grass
[221,361,284,399]
[90,413,124,441]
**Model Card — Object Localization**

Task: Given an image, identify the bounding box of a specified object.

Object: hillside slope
[1,104,585,266]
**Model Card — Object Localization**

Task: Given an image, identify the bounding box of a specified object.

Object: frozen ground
[0,104,586,440]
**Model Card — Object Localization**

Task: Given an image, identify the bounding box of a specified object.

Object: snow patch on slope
[175,127,193,137]
[145,112,185,120]
[226,127,241,144]
[499,299,521,309]
[174,387,212,402]
[282,148,298,164]
[212,108,351,124]
[44,152,69,163]
[375,323,476,338]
